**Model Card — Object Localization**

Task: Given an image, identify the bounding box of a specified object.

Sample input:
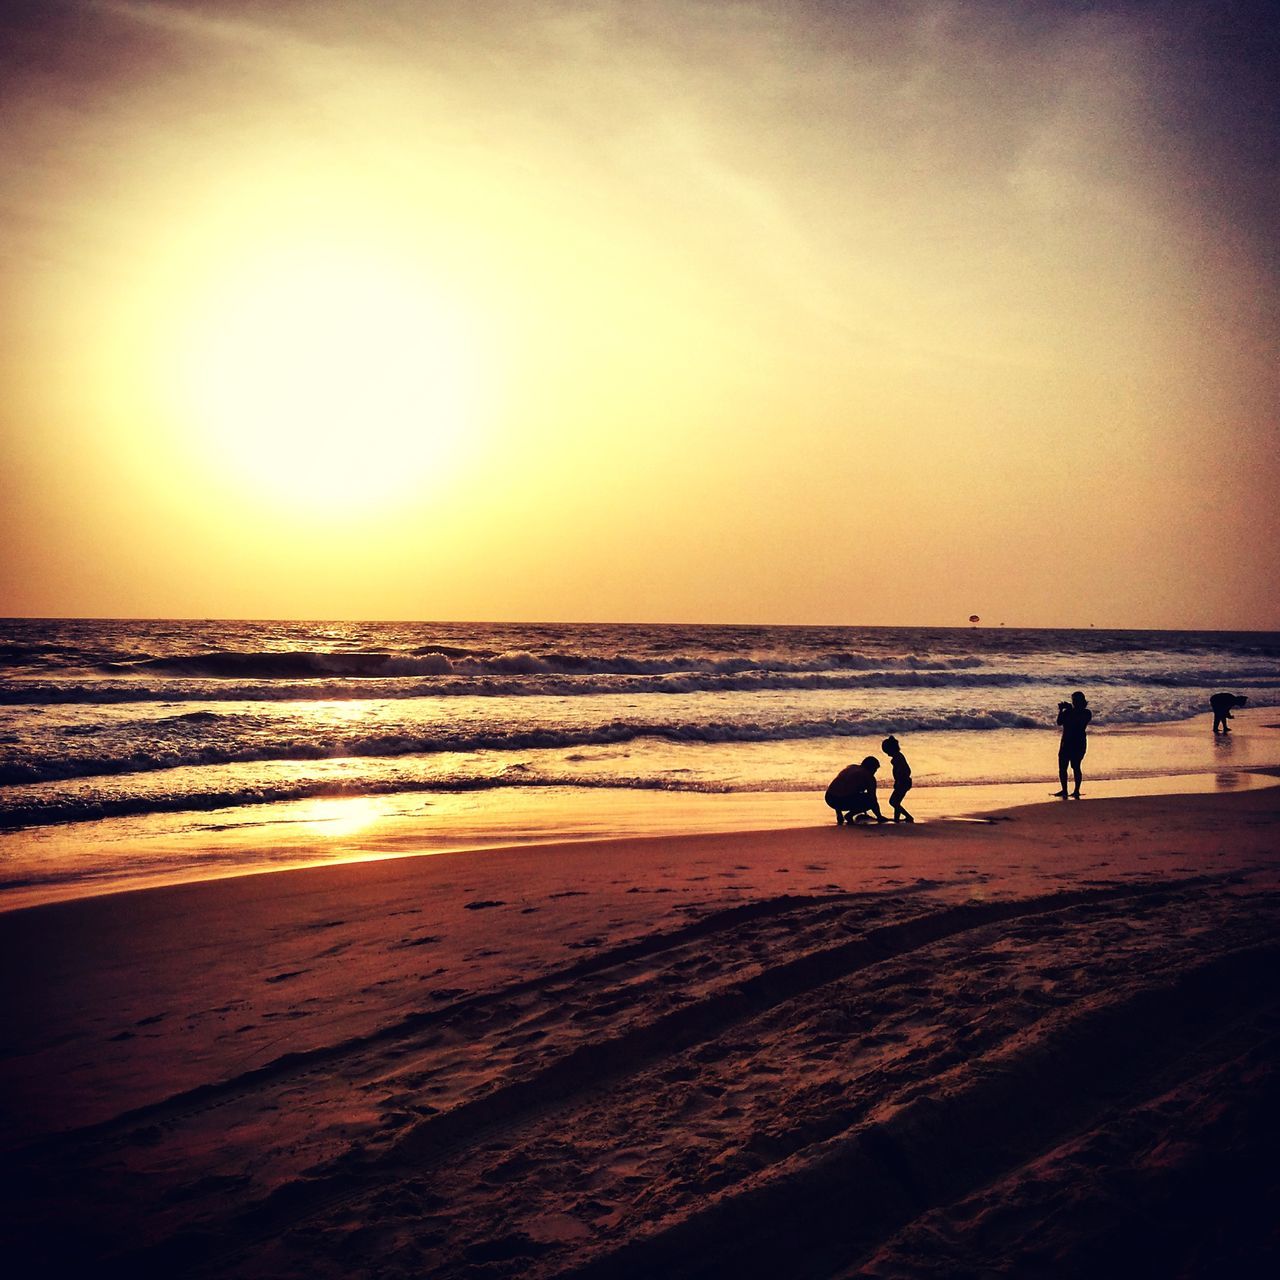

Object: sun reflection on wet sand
[297,795,386,838]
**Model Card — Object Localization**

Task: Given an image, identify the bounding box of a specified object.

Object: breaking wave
[99,647,990,681]
[6,662,1280,706]
[0,709,1050,787]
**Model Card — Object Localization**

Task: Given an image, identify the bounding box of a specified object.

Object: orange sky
[1,1,1277,628]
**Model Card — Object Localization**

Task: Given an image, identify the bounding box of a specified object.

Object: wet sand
[2,785,1279,1277]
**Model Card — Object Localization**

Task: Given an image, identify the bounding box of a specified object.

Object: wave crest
[0,708,1060,787]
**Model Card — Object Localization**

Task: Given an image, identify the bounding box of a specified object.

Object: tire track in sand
[110,878,1234,1277]
[556,941,1280,1280]
[7,890,866,1159]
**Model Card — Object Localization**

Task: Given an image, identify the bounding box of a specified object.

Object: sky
[0,0,1276,628]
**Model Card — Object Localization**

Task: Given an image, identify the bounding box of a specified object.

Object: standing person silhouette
[880,736,914,823]
[1054,691,1091,798]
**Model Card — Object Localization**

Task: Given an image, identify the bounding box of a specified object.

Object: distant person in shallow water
[1054,691,1091,798]
[1210,692,1248,734]
[825,756,888,826]
[881,736,914,823]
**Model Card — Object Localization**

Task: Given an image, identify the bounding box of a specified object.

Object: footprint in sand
[264,969,308,984]
[393,933,441,950]
[483,1152,539,1184]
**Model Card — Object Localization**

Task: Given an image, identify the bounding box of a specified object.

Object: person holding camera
[1054,691,1091,798]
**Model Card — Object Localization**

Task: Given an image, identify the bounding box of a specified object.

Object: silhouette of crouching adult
[1210,692,1248,734]
[825,756,888,825]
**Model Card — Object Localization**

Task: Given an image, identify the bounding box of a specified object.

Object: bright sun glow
[298,794,387,838]
[174,243,483,510]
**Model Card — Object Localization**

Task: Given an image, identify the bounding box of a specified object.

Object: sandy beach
[4,0,1279,1271]
[3,782,1278,1278]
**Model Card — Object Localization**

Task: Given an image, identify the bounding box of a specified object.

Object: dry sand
[2,786,1279,1277]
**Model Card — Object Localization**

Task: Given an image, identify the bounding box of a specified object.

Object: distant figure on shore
[1210,692,1248,734]
[825,756,888,826]
[1054,691,1091,798]
[881,735,914,823]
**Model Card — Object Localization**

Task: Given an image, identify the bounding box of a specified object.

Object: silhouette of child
[881,736,914,823]
[824,756,888,826]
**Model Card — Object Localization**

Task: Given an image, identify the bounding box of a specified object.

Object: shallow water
[2,620,1277,906]
[3,720,1277,911]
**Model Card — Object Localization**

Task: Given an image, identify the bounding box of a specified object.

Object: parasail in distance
[968,614,981,624]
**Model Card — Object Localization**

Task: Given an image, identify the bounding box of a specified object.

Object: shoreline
[3,717,1279,913]
[3,766,1278,916]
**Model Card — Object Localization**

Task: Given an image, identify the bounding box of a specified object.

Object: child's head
[881,736,900,755]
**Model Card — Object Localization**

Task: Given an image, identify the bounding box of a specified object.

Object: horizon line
[2,615,1278,635]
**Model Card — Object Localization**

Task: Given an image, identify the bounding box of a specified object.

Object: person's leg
[1070,747,1085,797]
[890,785,913,822]
[1055,749,1070,796]
[897,783,913,822]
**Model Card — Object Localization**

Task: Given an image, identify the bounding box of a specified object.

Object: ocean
[3,620,1278,904]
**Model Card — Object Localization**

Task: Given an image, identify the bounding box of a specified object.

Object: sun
[173,243,483,510]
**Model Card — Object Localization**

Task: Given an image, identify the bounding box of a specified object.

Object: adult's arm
[868,781,886,820]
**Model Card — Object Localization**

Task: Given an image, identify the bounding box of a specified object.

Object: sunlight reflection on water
[298,795,385,837]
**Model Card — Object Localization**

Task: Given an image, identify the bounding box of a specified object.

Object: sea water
[2,620,1278,903]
